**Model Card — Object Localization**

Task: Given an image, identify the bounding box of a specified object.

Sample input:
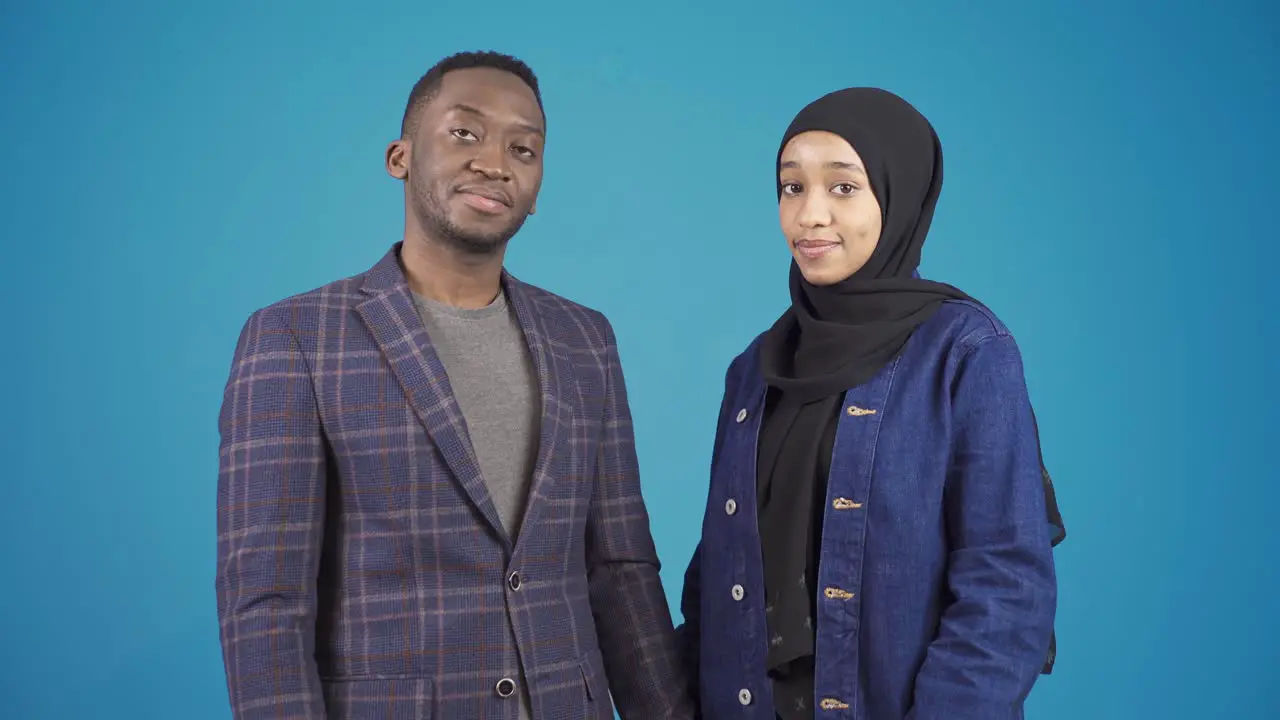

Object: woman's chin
[795,255,852,287]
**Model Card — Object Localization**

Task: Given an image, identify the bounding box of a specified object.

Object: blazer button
[724,498,737,515]
[508,571,521,591]
[735,408,748,423]
[731,584,745,601]
[496,677,517,698]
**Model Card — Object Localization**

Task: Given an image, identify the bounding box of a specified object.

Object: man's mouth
[455,185,512,214]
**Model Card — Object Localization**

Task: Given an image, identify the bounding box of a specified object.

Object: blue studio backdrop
[2,1,1277,718]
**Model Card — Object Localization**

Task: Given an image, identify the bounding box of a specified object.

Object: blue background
[3,1,1277,717]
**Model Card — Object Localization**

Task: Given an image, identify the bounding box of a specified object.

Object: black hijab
[759,86,972,396]
[754,88,1065,718]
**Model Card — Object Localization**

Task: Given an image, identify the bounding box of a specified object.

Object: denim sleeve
[675,356,741,715]
[906,334,1058,720]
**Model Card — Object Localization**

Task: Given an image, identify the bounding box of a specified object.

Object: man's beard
[411,181,529,256]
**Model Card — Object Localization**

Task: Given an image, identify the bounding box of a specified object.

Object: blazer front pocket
[580,654,615,719]
[321,676,435,719]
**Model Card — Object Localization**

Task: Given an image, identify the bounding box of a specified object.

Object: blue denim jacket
[677,299,1057,720]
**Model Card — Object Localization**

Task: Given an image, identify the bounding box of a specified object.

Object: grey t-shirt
[412,289,541,540]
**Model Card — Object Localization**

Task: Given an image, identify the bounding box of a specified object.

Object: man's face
[391,67,545,256]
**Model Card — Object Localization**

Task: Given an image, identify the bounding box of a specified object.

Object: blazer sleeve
[907,334,1058,720]
[585,316,696,720]
[215,307,328,719]
[675,541,703,701]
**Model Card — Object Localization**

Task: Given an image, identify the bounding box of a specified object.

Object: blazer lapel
[503,272,576,549]
[354,246,506,542]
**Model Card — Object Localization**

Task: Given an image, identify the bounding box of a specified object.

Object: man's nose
[469,141,510,181]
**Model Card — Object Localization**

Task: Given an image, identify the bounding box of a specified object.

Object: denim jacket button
[735,408,748,423]
[725,498,737,515]
[731,584,745,601]
[738,688,753,705]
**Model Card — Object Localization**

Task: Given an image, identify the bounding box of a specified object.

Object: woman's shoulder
[925,298,1015,349]
[722,333,766,388]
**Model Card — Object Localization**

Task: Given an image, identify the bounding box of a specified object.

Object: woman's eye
[781,182,802,195]
[832,183,857,195]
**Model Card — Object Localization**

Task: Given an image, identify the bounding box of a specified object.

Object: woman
[677,88,1065,719]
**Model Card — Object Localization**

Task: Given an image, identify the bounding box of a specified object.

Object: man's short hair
[400,50,543,139]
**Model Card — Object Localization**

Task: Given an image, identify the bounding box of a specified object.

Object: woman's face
[778,130,883,286]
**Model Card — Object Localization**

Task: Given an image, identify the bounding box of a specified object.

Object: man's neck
[400,236,505,309]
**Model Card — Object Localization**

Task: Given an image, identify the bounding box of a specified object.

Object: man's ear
[385,140,409,180]
[529,200,536,215]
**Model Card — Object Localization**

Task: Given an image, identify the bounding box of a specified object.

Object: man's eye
[451,128,477,140]
[513,145,536,159]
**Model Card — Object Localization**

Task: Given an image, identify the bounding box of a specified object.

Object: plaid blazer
[216,244,694,719]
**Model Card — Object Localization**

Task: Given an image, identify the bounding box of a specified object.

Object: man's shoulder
[244,244,404,327]
[506,275,611,349]
[507,275,605,321]
[244,271,366,327]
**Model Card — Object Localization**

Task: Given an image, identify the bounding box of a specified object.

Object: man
[215,50,694,719]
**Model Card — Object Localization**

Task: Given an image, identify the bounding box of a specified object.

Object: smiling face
[778,130,883,286]
[386,66,545,256]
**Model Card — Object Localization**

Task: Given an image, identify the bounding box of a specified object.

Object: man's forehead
[435,68,540,118]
